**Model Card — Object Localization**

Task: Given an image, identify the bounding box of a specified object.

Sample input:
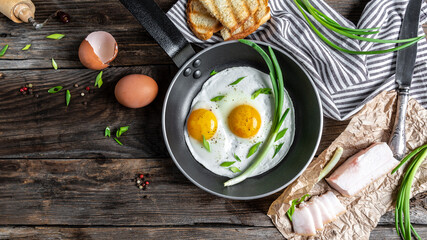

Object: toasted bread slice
[220,0,270,40]
[198,0,259,33]
[187,0,223,40]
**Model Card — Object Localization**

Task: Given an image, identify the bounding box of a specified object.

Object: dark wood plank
[0,159,425,227]
[0,225,426,239]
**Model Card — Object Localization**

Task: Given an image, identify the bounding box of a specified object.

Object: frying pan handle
[119,0,195,67]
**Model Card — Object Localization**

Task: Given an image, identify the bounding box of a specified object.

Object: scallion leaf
[114,137,123,145]
[275,128,288,142]
[0,45,9,57]
[229,167,241,173]
[116,126,129,138]
[210,70,217,75]
[220,161,235,167]
[105,126,111,137]
[229,76,245,86]
[95,71,103,88]
[202,135,210,152]
[22,44,31,51]
[65,90,71,106]
[251,88,272,99]
[46,34,65,40]
[273,143,284,158]
[52,58,58,70]
[48,86,63,93]
[234,153,241,162]
[247,142,262,158]
[287,194,311,221]
[210,95,225,102]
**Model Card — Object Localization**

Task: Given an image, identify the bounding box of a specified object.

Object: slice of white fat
[326,142,399,197]
[311,196,335,225]
[304,201,324,231]
[320,191,346,216]
[292,204,316,236]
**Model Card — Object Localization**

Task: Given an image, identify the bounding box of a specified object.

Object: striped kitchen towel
[167,0,427,120]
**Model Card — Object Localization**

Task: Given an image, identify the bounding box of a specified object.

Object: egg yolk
[228,105,261,138]
[187,109,218,141]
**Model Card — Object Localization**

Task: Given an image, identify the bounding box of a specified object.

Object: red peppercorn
[145,181,149,185]
[20,88,24,92]
[139,174,144,179]
[23,87,28,91]
[86,86,90,91]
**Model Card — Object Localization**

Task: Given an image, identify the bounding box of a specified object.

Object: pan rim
[161,40,323,200]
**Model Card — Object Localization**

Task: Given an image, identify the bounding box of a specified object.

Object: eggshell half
[78,31,118,70]
[115,74,158,108]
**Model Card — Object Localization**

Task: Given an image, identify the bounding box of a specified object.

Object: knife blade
[389,0,423,159]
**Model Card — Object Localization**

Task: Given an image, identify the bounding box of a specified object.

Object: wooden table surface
[0,0,426,239]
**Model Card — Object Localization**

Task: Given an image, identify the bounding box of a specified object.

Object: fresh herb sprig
[224,40,290,187]
[294,0,425,54]
[393,144,427,240]
[287,194,311,221]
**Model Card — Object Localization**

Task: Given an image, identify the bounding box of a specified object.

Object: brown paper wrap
[268,91,427,240]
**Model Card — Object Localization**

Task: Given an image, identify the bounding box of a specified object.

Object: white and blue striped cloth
[167,0,427,120]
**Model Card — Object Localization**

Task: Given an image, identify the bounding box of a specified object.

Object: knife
[389,0,423,160]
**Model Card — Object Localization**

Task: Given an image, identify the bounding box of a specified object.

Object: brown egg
[115,74,158,108]
[78,31,118,70]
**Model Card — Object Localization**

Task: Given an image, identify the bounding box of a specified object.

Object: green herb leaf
[46,34,65,40]
[273,143,284,158]
[287,194,311,221]
[229,167,241,173]
[22,44,31,50]
[229,76,245,86]
[234,153,241,162]
[0,45,9,57]
[247,142,262,158]
[202,135,210,152]
[210,95,225,102]
[220,161,235,167]
[116,126,129,138]
[105,126,111,137]
[114,137,123,146]
[274,128,288,142]
[65,90,71,106]
[52,58,58,70]
[95,71,103,88]
[251,88,272,99]
[210,70,218,75]
[48,86,63,93]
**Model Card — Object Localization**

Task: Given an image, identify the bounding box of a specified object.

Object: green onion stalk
[393,144,427,240]
[295,0,425,54]
[224,39,289,187]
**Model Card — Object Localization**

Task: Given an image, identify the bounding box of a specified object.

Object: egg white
[184,66,295,178]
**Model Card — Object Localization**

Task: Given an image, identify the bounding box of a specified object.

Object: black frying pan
[120,0,323,200]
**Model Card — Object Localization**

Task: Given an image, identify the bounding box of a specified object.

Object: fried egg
[184,66,295,178]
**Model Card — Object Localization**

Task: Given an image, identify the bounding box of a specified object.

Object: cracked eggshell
[78,31,118,70]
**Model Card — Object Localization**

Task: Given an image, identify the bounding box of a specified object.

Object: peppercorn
[23,87,28,91]
[56,11,71,23]
[85,86,90,91]
[74,83,79,88]
[81,92,85,97]
[139,174,144,179]
[145,181,149,185]
[28,83,33,88]
[20,88,24,92]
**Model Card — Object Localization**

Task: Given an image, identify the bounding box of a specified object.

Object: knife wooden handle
[389,87,409,160]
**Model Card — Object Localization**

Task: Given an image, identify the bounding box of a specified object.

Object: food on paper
[184,66,294,178]
[78,31,118,70]
[326,142,399,197]
[114,74,158,108]
[186,0,270,41]
[292,191,346,236]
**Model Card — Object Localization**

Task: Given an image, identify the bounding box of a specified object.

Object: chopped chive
[210,70,218,75]
[105,126,111,137]
[251,88,272,99]
[22,44,31,50]
[52,58,58,70]
[46,34,65,40]
[95,71,103,88]
[220,161,235,167]
[0,45,9,57]
[273,143,284,158]
[65,90,71,106]
[210,95,225,102]
[116,126,129,138]
[287,194,311,221]
[48,86,63,93]
[234,153,241,162]
[275,128,288,142]
[202,135,210,152]
[247,142,262,158]
[229,76,245,86]
[114,137,123,145]
[229,167,241,173]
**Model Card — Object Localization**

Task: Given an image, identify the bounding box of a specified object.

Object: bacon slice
[292,204,316,236]
[326,142,399,197]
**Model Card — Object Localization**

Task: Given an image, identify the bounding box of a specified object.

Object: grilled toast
[187,0,223,40]
[198,0,260,33]
[220,0,270,40]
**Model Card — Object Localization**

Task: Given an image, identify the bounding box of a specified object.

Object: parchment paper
[268,90,427,240]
